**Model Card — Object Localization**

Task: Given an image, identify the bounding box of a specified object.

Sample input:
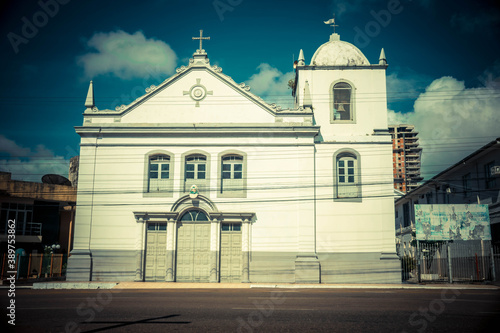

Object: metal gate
[400,240,497,283]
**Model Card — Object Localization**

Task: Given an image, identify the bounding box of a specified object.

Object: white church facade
[67,29,400,283]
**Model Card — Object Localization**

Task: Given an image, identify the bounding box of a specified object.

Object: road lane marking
[232,308,316,311]
[18,307,70,310]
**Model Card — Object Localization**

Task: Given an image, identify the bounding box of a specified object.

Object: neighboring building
[395,137,500,252]
[388,124,423,193]
[0,172,77,255]
[69,156,79,187]
[67,28,399,284]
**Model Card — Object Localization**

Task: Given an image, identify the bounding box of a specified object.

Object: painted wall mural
[415,204,491,241]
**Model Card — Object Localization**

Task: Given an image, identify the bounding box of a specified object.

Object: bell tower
[293,29,388,141]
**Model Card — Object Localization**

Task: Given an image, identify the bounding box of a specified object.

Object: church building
[67,27,400,283]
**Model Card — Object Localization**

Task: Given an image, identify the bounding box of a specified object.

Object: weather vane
[324,15,338,33]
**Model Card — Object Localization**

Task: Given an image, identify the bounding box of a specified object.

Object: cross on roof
[193,30,210,52]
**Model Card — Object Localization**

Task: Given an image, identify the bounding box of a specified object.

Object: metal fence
[401,241,499,283]
[0,253,67,280]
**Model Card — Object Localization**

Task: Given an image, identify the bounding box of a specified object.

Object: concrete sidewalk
[28,281,500,290]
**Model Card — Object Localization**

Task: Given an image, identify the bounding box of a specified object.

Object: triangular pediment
[95,56,288,124]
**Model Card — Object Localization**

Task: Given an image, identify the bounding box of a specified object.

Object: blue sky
[0,0,499,182]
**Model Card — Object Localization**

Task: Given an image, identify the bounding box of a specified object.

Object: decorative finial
[379,48,387,65]
[84,80,94,109]
[298,49,305,66]
[324,14,338,33]
[192,29,210,53]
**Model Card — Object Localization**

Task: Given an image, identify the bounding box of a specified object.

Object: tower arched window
[332,82,352,121]
[334,151,361,200]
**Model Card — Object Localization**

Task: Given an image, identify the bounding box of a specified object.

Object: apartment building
[389,124,423,193]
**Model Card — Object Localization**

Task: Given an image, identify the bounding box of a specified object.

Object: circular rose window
[190,85,207,101]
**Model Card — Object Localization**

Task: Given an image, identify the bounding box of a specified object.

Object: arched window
[332,82,352,121]
[179,210,209,222]
[334,151,361,199]
[185,155,206,180]
[222,155,243,178]
[218,153,246,198]
[148,154,171,192]
[184,153,209,193]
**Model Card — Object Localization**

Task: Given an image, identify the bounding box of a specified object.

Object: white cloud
[388,76,500,180]
[245,63,295,108]
[0,135,70,182]
[0,135,31,157]
[78,30,178,80]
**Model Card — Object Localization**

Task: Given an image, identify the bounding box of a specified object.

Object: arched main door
[176,209,211,282]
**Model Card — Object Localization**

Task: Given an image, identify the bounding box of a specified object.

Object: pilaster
[242,219,251,283]
[210,218,220,282]
[165,218,176,282]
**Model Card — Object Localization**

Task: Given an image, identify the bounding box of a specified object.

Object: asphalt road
[2,288,499,332]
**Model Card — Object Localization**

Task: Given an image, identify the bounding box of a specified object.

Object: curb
[26,281,500,290]
[32,282,118,290]
[249,284,500,290]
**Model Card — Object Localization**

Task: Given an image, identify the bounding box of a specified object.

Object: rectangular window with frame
[403,202,410,228]
[221,223,241,232]
[462,173,471,196]
[0,202,34,235]
[485,161,496,189]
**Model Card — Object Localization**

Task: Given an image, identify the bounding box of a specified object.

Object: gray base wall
[318,252,401,284]
[66,250,137,282]
[249,252,297,283]
[250,252,401,284]
[67,250,401,284]
[66,250,93,281]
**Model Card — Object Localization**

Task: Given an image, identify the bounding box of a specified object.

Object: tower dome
[310,33,369,66]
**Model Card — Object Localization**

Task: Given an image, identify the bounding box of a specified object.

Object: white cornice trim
[80,142,316,147]
[75,124,320,135]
